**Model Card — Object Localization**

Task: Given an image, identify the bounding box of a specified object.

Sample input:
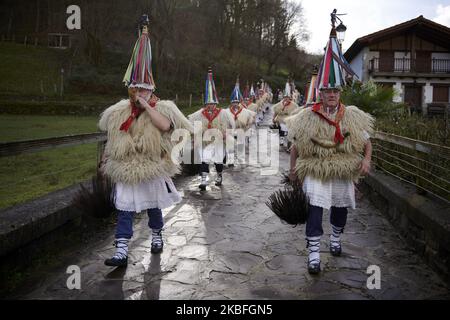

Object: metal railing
[372,131,450,203]
[394,58,411,72]
[432,58,450,73]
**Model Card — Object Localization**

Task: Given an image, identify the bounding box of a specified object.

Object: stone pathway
[17,104,450,300]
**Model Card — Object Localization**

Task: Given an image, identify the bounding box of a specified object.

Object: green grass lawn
[0,144,97,209]
[0,114,99,142]
[0,115,100,209]
[0,43,65,96]
[0,106,200,210]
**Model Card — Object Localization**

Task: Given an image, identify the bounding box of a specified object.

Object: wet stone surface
[15,105,450,300]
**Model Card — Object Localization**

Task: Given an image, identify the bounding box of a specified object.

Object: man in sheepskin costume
[304,66,319,107]
[231,79,257,132]
[246,84,260,125]
[241,82,258,136]
[188,68,235,191]
[98,15,193,267]
[255,82,268,125]
[242,82,257,117]
[285,25,373,275]
[272,79,301,148]
[225,77,256,164]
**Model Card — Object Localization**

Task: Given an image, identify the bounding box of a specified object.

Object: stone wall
[360,170,450,283]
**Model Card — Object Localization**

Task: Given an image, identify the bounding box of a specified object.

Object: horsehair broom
[181,145,200,176]
[266,173,309,226]
[73,172,116,219]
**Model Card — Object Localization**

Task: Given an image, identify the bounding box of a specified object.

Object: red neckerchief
[230,105,244,120]
[282,98,292,110]
[312,102,346,144]
[202,106,222,129]
[120,94,158,132]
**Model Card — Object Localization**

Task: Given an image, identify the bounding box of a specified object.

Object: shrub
[341,80,406,117]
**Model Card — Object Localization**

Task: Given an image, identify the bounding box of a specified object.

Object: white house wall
[363,50,379,82]
[349,49,364,81]
[368,77,450,112]
[393,82,403,103]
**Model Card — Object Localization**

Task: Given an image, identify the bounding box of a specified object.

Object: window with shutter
[433,85,449,102]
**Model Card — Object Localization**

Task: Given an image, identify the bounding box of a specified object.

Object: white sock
[200,172,208,184]
[152,229,163,246]
[306,236,321,263]
[330,225,343,248]
[113,238,129,259]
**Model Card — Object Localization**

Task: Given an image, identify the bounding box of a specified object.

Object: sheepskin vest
[188,107,236,152]
[188,107,235,143]
[256,95,267,109]
[247,102,258,113]
[225,106,255,130]
[273,100,301,124]
[285,105,374,182]
[98,99,193,185]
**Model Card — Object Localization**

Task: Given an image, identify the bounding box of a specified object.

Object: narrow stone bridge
[13,105,450,300]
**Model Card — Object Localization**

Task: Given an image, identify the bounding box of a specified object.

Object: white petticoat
[114,176,182,213]
[199,143,226,164]
[301,128,371,210]
[302,176,355,210]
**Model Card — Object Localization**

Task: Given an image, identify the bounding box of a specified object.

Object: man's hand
[289,168,298,183]
[359,158,371,175]
[136,96,150,109]
[149,94,159,106]
[98,159,107,176]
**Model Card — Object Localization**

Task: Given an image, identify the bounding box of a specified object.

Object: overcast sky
[296,0,450,54]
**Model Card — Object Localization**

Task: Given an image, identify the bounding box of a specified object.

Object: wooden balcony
[369,58,450,76]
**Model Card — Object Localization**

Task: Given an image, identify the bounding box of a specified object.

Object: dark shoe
[308,260,321,275]
[330,241,342,257]
[104,256,128,267]
[215,174,223,186]
[151,243,163,254]
[199,184,206,191]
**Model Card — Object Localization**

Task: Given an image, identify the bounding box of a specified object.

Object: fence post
[175,93,178,103]
[40,80,44,94]
[201,94,204,105]
[24,35,27,46]
[445,103,449,137]
[60,68,64,97]
[34,37,38,46]
[189,94,192,108]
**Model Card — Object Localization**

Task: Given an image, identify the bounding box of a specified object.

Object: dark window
[416,51,431,73]
[404,85,423,112]
[433,85,449,102]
